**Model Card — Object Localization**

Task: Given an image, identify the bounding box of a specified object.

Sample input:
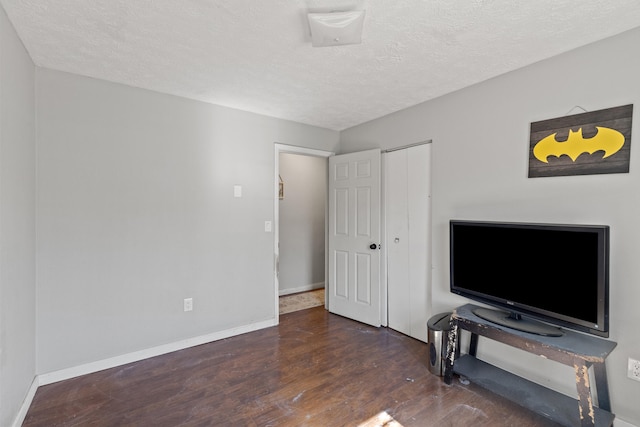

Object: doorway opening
[274,144,333,321]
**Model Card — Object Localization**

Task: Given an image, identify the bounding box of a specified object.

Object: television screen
[450,220,609,337]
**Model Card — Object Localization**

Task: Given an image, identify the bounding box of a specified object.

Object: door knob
[394,237,400,243]
[369,243,379,250]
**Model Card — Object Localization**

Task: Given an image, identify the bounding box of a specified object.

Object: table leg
[592,362,611,411]
[574,361,595,427]
[443,318,458,385]
[469,333,478,357]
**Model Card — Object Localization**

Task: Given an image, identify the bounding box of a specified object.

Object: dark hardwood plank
[23,307,560,426]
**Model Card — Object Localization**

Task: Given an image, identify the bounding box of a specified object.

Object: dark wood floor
[23,307,560,426]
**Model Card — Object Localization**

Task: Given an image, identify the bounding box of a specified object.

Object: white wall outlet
[629,358,640,382]
[184,298,193,312]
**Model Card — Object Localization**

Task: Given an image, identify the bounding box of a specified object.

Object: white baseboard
[12,376,40,427]
[616,419,639,427]
[279,281,324,296]
[37,317,277,386]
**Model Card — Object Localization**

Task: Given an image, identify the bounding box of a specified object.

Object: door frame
[274,143,334,323]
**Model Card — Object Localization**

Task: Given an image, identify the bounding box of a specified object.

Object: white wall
[278,153,326,295]
[0,5,36,427]
[35,68,339,373]
[340,27,640,426]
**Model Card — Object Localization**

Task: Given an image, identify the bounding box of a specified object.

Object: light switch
[234,185,242,198]
[265,221,272,232]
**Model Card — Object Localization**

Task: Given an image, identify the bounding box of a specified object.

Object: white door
[386,149,411,334]
[328,149,381,327]
[386,144,431,341]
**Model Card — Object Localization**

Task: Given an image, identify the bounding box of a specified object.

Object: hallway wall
[278,153,326,295]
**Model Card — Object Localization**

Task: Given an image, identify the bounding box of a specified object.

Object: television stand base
[472,307,563,337]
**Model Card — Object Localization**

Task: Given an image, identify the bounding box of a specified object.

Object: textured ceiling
[3,0,640,131]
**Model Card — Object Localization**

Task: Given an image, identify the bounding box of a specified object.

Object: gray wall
[0,6,36,427]
[3,3,639,424]
[36,68,339,373]
[278,153,326,295]
[341,27,640,425]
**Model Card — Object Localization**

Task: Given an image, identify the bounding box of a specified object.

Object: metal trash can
[427,312,454,376]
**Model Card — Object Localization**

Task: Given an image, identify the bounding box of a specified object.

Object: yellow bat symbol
[533,127,625,163]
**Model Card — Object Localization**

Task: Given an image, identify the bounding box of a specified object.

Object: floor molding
[37,318,277,387]
[12,377,40,427]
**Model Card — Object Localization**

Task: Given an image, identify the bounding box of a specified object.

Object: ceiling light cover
[307,10,365,47]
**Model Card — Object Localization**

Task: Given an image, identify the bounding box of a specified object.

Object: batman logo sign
[533,127,625,163]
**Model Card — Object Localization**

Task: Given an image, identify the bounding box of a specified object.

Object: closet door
[386,144,431,341]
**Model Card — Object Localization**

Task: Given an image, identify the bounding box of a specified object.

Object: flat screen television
[450,220,610,337]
